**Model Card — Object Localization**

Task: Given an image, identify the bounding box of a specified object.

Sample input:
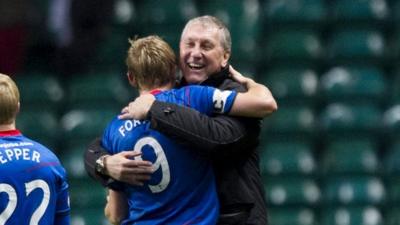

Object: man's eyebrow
[184,37,195,42]
[202,39,214,45]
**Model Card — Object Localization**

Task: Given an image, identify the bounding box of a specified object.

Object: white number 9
[134,137,170,193]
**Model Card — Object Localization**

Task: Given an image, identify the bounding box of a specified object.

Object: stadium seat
[395,9,400,43]
[69,178,107,209]
[321,137,379,175]
[390,72,400,104]
[392,30,400,59]
[330,0,389,22]
[382,140,400,175]
[17,109,60,151]
[327,29,386,61]
[25,0,55,70]
[260,66,318,105]
[135,0,197,26]
[71,206,110,225]
[386,207,400,225]
[264,29,322,63]
[59,141,88,179]
[14,72,64,111]
[260,140,316,176]
[268,207,317,225]
[66,72,132,110]
[199,0,262,64]
[319,102,381,135]
[394,0,400,21]
[319,65,387,103]
[381,105,400,137]
[320,206,383,225]
[386,177,400,205]
[93,30,131,72]
[264,0,327,26]
[31,0,51,22]
[60,108,117,142]
[133,0,198,52]
[111,0,136,29]
[134,24,183,53]
[264,177,321,206]
[322,176,385,205]
[264,104,316,136]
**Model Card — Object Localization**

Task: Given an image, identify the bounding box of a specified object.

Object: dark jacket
[84,67,268,225]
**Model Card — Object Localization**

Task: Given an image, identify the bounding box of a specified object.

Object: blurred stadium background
[2,0,400,224]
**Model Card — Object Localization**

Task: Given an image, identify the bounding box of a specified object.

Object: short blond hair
[126,35,177,90]
[0,73,19,124]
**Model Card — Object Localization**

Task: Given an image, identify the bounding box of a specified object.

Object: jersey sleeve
[55,166,71,225]
[101,117,118,154]
[184,85,237,115]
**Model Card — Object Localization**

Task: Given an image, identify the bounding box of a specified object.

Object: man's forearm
[148,101,251,156]
[84,138,114,187]
[84,138,153,188]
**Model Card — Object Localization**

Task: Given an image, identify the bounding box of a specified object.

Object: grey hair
[181,15,232,53]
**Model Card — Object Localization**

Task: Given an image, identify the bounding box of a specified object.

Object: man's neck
[0,123,16,132]
[139,84,173,95]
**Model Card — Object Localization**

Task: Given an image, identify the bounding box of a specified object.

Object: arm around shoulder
[228,66,278,118]
[148,100,249,155]
[230,77,278,118]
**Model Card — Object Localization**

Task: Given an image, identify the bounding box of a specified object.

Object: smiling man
[179,17,231,84]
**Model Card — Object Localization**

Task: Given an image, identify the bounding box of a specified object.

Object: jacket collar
[179,66,230,88]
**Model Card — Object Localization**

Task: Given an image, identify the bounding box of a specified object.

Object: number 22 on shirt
[0,179,50,225]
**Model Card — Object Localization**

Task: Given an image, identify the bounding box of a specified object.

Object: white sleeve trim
[212,89,233,114]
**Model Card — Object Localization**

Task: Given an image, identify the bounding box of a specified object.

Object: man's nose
[191,45,202,57]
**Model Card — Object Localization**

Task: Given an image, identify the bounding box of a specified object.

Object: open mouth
[188,63,205,70]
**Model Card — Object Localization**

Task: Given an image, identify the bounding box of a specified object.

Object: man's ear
[221,51,230,67]
[127,72,137,87]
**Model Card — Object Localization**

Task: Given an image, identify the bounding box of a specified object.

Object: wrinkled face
[179,23,229,84]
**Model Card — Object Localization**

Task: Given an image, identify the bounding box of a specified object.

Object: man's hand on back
[119,94,156,120]
[104,151,154,186]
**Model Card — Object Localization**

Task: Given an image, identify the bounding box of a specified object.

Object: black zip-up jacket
[84,67,268,225]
